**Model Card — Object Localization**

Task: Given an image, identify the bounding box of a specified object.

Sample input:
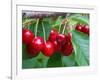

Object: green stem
[62,22,67,34]
[35,18,39,37]
[58,23,62,33]
[42,22,46,42]
[58,16,62,33]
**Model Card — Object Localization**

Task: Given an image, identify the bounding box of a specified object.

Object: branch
[22,11,66,18]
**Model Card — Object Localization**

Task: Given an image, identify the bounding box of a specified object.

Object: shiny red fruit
[26,45,39,57]
[66,33,72,42]
[42,41,54,57]
[52,41,60,52]
[82,25,89,35]
[49,29,58,42]
[62,42,73,56]
[22,28,34,45]
[56,34,67,46]
[75,24,83,32]
[31,36,44,52]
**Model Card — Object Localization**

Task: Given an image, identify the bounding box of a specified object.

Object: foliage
[22,13,89,68]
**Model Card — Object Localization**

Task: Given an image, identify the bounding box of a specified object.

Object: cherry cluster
[75,24,89,35]
[22,28,73,57]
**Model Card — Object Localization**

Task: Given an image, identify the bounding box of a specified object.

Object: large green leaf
[22,52,49,68]
[47,52,62,67]
[72,30,89,66]
[62,52,75,66]
[22,58,41,68]
[68,14,89,25]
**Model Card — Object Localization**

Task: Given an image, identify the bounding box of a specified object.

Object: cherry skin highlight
[75,24,83,32]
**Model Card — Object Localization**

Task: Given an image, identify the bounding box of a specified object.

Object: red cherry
[42,41,54,57]
[66,33,72,42]
[56,34,67,46]
[61,42,73,56]
[49,29,58,42]
[31,36,44,52]
[75,24,83,32]
[22,28,34,45]
[52,41,60,52]
[82,25,89,35]
[26,45,39,57]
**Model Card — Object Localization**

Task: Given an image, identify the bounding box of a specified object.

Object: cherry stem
[42,22,46,43]
[58,16,62,33]
[58,23,62,33]
[35,18,39,37]
[62,22,67,34]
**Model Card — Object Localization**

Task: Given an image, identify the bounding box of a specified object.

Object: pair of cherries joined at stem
[75,24,89,35]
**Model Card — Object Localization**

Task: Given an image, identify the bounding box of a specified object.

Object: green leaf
[62,52,75,66]
[68,14,89,25]
[22,58,41,68]
[22,52,49,68]
[28,19,51,40]
[68,19,78,26]
[52,16,63,27]
[28,22,36,33]
[34,53,49,68]
[72,30,89,66]
[47,52,62,67]
[41,21,51,40]
[22,44,31,60]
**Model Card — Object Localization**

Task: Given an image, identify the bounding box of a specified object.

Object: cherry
[52,41,60,52]
[42,41,54,57]
[26,45,39,57]
[22,28,34,45]
[75,24,90,35]
[75,24,83,32]
[49,29,58,42]
[66,33,72,42]
[82,25,89,35]
[56,34,67,47]
[61,42,73,56]
[31,36,44,52]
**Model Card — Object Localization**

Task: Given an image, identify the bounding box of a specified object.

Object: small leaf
[47,52,62,67]
[72,30,89,66]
